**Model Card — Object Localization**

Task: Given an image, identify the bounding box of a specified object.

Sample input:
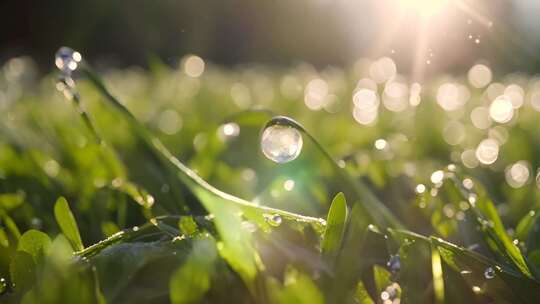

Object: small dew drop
[261,117,303,164]
[0,277,6,294]
[264,214,282,227]
[380,282,401,302]
[484,266,495,279]
[55,47,81,74]
[387,255,401,273]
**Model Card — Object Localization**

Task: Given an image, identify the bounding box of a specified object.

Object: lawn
[0,49,540,303]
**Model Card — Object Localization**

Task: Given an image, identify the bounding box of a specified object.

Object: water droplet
[387,255,401,273]
[484,266,495,279]
[264,213,282,227]
[55,47,81,74]
[261,117,303,164]
[0,277,6,294]
[381,282,401,302]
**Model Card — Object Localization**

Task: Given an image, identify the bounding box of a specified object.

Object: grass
[0,51,540,303]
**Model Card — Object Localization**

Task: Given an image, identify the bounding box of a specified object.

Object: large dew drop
[264,213,283,227]
[387,254,401,273]
[260,117,303,164]
[55,47,82,74]
[484,266,495,279]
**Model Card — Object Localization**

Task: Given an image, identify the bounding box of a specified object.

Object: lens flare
[397,0,450,17]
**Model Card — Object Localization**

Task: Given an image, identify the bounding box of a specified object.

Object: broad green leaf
[17,229,52,262]
[10,251,36,294]
[170,238,217,304]
[54,197,84,251]
[354,281,374,304]
[1,209,21,240]
[373,265,392,296]
[0,192,25,211]
[0,228,9,247]
[321,192,348,259]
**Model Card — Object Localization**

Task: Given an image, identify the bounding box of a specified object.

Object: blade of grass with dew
[432,236,540,302]
[447,174,533,279]
[261,115,403,230]
[77,62,327,284]
[388,229,437,303]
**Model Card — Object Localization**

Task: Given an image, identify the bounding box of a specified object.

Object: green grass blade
[54,197,84,251]
[321,192,348,260]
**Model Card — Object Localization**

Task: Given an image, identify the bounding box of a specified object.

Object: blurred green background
[2,0,540,73]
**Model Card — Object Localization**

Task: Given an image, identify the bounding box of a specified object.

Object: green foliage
[1,54,540,303]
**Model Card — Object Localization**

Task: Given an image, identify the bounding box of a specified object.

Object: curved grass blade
[432,236,540,303]
[446,173,533,279]
[388,229,438,303]
[262,115,403,230]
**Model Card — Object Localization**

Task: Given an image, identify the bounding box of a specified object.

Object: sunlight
[398,0,450,17]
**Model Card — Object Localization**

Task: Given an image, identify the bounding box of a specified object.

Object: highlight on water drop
[260,116,303,164]
[55,46,82,74]
[484,266,495,279]
[264,213,282,227]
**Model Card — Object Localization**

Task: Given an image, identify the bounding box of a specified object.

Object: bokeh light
[475,138,499,165]
[182,55,205,78]
[505,161,530,188]
[468,64,492,89]
[489,95,514,123]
